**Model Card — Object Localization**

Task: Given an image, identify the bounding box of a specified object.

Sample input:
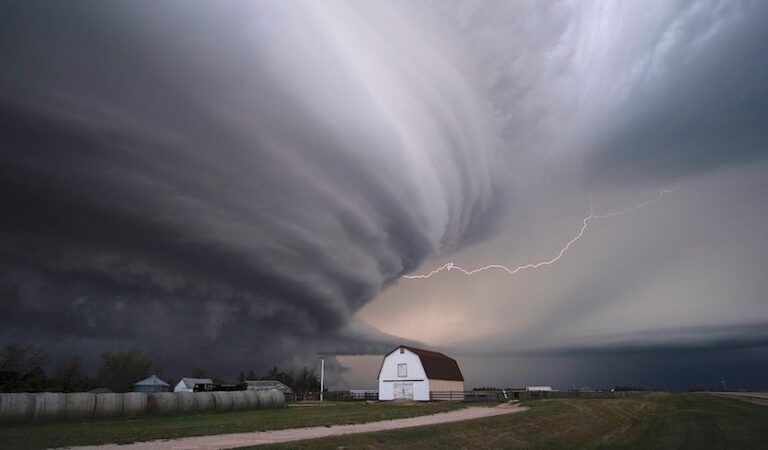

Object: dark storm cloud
[436,1,768,183]
[452,321,768,391]
[584,1,768,183]
[0,1,502,372]
[4,0,768,390]
[354,1,768,390]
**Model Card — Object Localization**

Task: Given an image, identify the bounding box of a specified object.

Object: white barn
[378,345,464,401]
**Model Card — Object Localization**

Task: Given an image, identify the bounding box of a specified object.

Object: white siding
[378,348,430,401]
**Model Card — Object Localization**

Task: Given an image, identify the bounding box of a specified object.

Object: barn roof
[245,380,293,394]
[380,345,464,382]
[134,374,169,387]
[179,377,213,388]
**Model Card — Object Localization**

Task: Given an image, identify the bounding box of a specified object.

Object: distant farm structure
[133,375,170,393]
[246,380,294,402]
[174,377,214,393]
[527,386,554,392]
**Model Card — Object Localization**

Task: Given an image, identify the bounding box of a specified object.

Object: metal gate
[393,382,414,400]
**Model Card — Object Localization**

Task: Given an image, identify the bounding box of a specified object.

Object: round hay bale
[121,392,147,417]
[147,392,178,416]
[269,389,285,408]
[230,391,248,410]
[243,390,260,409]
[192,391,215,412]
[256,391,273,409]
[33,392,66,422]
[211,391,233,412]
[94,393,123,419]
[174,392,195,414]
[0,393,36,423]
[64,393,96,421]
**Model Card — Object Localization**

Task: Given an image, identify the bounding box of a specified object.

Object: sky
[1,0,767,391]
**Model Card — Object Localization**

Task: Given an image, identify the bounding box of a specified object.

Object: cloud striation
[0,1,502,372]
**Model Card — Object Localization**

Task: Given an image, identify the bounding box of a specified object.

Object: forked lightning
[403,186,677,280]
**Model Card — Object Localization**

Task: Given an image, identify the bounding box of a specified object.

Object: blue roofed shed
[133,374,170,393]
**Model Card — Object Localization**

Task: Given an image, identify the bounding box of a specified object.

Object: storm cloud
[0,1,502,372]
[2,1,768,388]
[360,1,768,388]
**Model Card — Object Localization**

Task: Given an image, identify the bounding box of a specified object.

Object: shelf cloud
[1,1,767,387]
[0,1,502,371]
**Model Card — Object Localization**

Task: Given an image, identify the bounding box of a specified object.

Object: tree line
[0,343,320,394]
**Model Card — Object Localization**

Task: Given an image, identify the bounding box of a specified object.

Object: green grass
[0,402,465,450]
[257,394,768,450]
[4,394,766,449]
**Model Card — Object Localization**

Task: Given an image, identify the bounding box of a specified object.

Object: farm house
[378,345,464,401]
[173,377,214,392]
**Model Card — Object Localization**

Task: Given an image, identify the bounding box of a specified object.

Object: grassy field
[0,401,465,450]
[258,394,768,450]
[3,394,766,449]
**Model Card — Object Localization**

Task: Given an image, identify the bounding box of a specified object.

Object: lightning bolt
[403,185,677,279]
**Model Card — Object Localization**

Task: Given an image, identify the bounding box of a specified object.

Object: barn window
[397,363,407,377]
[400,347,404,354]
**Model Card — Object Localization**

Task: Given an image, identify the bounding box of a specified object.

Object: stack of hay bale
[0,389,284,424]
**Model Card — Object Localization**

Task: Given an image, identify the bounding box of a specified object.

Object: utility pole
[320,357,325,402]
[316,354,327,402]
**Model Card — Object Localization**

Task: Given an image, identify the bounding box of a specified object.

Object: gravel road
[63,403,526,450]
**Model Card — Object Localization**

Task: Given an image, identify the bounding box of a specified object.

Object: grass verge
[0,401,465,450]
[256,394,768,449]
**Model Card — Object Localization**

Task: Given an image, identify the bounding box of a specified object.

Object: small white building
[526,386,554,392]
[378,345,464,401]
[174,377,214,392]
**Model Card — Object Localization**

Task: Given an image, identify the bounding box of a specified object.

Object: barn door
[393,382,414,400]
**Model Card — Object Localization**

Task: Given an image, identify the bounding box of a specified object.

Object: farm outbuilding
[526,386,554,392]
[174,377,214,393]
[133,375,170,393]
[378,345,464,401]
[246,380,294,402]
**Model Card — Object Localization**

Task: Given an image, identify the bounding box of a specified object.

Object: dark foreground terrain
[2,393,766,449]
[0,401,463,450]
[259,393,768,449]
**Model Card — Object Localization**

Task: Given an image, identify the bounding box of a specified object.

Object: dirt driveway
[65,403,526,450]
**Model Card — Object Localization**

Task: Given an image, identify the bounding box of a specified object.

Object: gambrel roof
[378,345,464,382]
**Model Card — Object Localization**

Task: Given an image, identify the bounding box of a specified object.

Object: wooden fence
[290,389,644,403]
[291,391,378,402]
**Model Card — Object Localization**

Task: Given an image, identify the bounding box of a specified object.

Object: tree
[261,366,294,388]
[191,367,208,378]
[0,343,48,373]
[293,367,320,393]
[0,343,49,392]
[97,348,152,392]
[50,356,93,392]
